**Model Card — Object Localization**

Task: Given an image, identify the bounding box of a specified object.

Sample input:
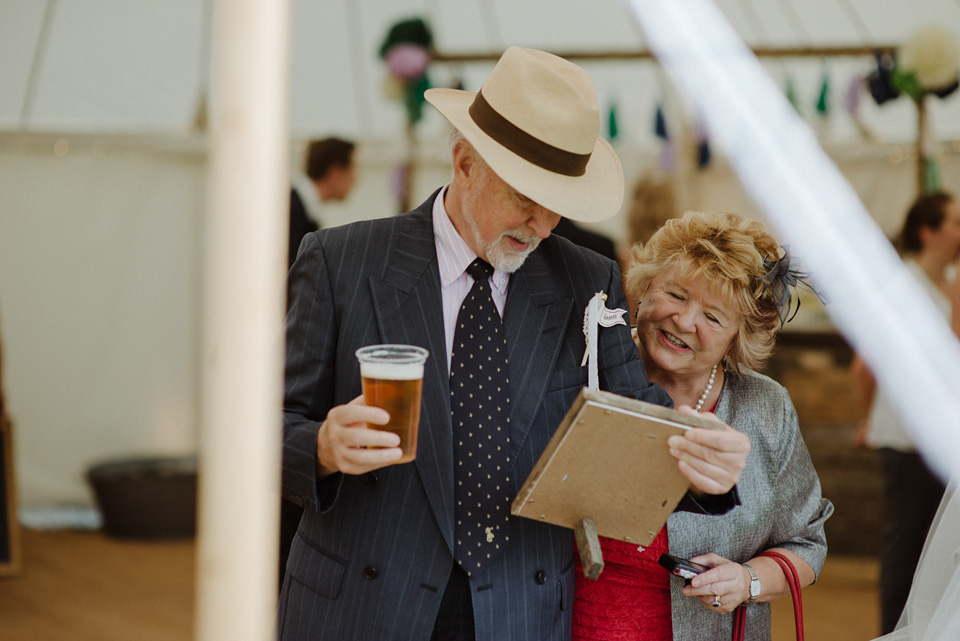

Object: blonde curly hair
[625,210,783,373]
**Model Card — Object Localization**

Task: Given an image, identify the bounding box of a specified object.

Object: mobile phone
[658,553,710,580]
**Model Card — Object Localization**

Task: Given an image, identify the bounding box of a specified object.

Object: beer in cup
[355,344,429,464]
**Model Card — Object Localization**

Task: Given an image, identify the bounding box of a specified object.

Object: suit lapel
[503,247,574,464]
[368,196,456,554]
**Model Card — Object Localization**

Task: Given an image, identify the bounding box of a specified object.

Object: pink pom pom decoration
[385,44,431,80]
[845,75,864,115]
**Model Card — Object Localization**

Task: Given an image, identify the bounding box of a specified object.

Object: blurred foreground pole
[197,2,290,640]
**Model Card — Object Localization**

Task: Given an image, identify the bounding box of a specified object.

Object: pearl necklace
[694,364,718,412]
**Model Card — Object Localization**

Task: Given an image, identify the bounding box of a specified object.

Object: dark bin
[86,455,198,539]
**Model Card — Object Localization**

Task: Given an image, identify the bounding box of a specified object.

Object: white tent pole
[196,1,290,640]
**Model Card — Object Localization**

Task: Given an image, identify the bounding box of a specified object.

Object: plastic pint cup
[355,344,429,464]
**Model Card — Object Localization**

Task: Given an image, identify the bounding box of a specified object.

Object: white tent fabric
[880,482,960,641]
[5,0,960,142]
[2,0,960,512]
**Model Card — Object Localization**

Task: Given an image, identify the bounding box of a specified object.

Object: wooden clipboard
[512,387,720,549]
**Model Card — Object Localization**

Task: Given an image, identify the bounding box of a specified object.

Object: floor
[0,528,880,640]
[0,529,195,641]
[770,555,880,640]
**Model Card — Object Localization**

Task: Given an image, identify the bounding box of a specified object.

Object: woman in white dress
[851,192,960,635]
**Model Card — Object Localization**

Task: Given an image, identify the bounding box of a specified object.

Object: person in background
[287,137,357,268]
[573,210,832,641]
[850,191,960,634]
[551,217,619,263]
[625,172,677,249]
[622,172,678,314]
[277,47,750,641]
[279,136,358,590]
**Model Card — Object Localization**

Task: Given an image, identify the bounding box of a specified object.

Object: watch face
[745,563,760,599]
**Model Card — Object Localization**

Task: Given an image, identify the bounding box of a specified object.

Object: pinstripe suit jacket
[278,191,671,641]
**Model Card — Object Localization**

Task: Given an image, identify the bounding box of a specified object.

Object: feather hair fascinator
[757,246,825,327]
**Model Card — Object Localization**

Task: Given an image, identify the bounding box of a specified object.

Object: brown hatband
[468,91,592,177]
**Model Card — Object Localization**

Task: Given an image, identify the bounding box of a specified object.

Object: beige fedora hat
[425,46,623,223]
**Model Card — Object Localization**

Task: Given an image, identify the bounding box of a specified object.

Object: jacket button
[535,570,547,584]
[363,566,378,580]
[366,472,379,487]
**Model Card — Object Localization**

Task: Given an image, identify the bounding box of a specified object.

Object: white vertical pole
[196,1,289,640]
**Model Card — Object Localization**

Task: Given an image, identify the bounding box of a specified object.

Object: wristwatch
[743,563,761,602]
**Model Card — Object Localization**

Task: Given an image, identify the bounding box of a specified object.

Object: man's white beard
[483,232,541,273]
[461,204,542,273]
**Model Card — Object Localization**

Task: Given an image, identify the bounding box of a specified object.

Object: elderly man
[279,47,749,641]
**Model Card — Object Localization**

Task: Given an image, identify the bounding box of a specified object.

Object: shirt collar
[293,174,324,224]
[433,185,471,286]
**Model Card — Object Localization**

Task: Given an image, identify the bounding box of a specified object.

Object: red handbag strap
[733,605,747,641]
[731,551,804,641]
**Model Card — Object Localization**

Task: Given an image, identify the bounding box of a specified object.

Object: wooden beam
[433,45,895,63]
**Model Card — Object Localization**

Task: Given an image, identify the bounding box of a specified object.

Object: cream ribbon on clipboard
[581,292,628,389]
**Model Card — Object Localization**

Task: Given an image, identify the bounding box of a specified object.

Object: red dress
[572,526,672,641]
[572,401,719,640]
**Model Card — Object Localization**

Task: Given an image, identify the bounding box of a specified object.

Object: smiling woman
[572,210,833,641]
[632,267,742,405]
[626,211,785,410]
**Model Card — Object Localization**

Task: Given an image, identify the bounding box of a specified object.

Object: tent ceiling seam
[480,0,504,50]
[345,0,373,135]
[741,0,770,43]
[191,0,214,134]
[20,0,58,131]
[837,0,873,45]
[777,0,810,44]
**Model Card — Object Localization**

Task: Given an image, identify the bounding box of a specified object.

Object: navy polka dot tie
[450,258,512,576]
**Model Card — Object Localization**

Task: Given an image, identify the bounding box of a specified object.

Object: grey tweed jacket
[277,191,672,641]
[667,368,834,641]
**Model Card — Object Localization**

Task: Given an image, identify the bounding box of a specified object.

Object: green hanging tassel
[924,156,942,193]
[785,75,801,114]
[816,70,830,116]
[404,74,431,125]
[607,102,619,141]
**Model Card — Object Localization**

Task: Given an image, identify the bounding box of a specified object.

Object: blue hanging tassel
[654,103,668,139]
